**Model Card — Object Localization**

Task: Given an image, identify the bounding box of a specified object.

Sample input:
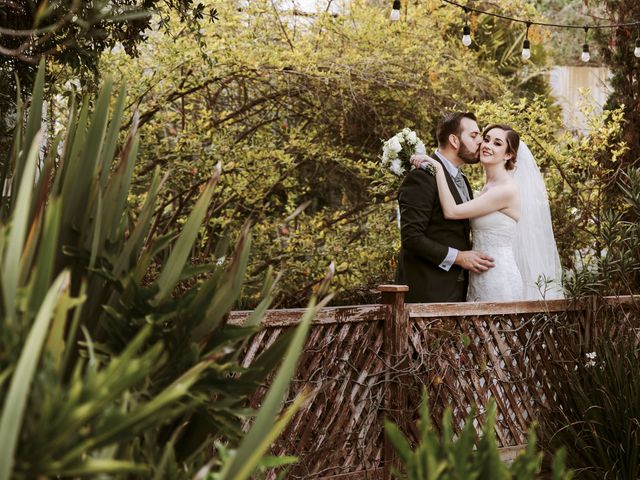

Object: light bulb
[581,43,590,62]
[390,0,400,21]
[462,25,471,47]
[522,39,531,60]
[635,39,640,58]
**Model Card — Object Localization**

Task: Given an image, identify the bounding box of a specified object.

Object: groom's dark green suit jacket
[395,153,472,303]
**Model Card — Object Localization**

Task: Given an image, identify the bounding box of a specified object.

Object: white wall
[548,66,612,134]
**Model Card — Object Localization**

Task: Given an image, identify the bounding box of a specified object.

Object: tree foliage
[93,0,557,306]
[0,0,218,155]
[594,0,640,179]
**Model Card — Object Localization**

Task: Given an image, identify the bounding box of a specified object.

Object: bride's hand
[410,154,439,171]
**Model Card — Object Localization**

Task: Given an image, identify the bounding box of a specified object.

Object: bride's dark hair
[482,124,520,171]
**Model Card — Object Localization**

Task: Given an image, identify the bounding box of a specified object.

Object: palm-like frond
[0,60,319,479]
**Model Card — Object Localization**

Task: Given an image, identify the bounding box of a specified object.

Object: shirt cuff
[439,247,458,271]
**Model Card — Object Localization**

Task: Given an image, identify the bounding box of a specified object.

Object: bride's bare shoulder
[481,180,518,197]
[497,177,519,195]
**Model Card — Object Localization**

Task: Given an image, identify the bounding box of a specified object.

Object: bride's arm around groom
[395,163,493,303]
[395,112,495,303]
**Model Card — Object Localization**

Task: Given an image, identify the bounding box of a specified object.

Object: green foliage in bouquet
[0,61,325,479]
[385,392,572,480]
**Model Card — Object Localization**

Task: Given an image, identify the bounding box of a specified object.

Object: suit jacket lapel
[460,172,472,239]
[433,152,471,242]
[462,173,473,200]
[432,152,464,205]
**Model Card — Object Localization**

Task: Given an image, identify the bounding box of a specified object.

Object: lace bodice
[467,211,523,302]
[471,210,517,252]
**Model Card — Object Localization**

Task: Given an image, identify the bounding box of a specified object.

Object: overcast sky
[290,0,342,13]
[296,0,315,11]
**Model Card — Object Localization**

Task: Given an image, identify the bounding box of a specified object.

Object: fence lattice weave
[229,293,637,479]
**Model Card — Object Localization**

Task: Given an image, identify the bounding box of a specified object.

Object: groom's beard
[459,143,480,164]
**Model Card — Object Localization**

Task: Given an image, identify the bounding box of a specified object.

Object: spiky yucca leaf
[0,60,321,479]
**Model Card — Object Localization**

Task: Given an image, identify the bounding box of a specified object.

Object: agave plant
[0,60,324,479]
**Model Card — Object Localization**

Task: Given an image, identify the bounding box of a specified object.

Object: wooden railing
[229,288,638,480]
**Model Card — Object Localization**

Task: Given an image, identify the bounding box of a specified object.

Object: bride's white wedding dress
[467,211,523,302]
[465,142,564,302]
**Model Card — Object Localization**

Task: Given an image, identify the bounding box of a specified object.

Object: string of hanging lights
[389,0,640,62]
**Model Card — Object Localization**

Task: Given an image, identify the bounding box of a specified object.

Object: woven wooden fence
[229,287,638,479]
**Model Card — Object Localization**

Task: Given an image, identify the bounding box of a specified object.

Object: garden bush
[539,324,640,479]
[385,392,572,479]
[91,0,554,307]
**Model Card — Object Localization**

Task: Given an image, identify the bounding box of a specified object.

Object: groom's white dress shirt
[433,150,468,272]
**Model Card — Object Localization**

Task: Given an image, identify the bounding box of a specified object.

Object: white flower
[586,352,597,360]
[216,256,226,266]
[381,147,397,165]
[387,136,402,153]
[390,158,405,176]
[63,79,81,91]
[380,129,425,177]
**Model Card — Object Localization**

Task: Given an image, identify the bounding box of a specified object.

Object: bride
[412,124,564,301]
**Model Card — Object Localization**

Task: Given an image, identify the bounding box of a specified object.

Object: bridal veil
[512,142,565,300]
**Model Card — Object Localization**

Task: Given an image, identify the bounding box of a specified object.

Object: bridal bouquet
[380,128,428,176]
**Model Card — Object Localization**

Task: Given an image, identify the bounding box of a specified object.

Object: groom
[395,112,495,303]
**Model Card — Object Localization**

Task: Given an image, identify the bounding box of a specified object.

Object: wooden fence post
[378,284,410,480]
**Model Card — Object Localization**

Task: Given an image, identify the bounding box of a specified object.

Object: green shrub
[385,392,572,479]
[539,328,640,479]
[90,0,547,307]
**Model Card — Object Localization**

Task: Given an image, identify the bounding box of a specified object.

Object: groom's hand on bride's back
[454,250,495,273]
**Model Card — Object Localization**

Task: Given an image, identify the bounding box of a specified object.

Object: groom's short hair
[436,112,477,147]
